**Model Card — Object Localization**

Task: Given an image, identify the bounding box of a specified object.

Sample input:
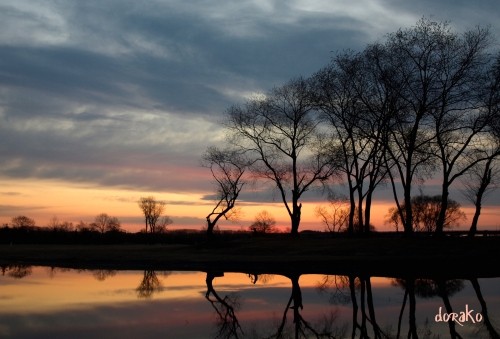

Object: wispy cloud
[1,0,498,197]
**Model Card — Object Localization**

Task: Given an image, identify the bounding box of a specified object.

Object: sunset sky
[1,1,500,232]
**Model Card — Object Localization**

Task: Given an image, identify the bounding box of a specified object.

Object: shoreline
[1,236,499,278]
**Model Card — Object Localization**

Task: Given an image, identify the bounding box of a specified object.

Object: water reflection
[136,270,164,298]
[265,273,343,339]
[205,272,244,338]
[92,269,117,281]
[1,264,32,279]
[0,265,499,338]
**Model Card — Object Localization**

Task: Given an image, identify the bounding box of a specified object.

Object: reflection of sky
[0,267,499,338]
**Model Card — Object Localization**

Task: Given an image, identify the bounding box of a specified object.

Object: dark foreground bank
[1,235,499,279]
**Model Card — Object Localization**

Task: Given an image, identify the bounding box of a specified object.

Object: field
[1,234,499,278]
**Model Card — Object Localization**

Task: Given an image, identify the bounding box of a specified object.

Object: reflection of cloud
[0,192,22,196]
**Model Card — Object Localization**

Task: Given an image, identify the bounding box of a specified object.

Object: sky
[1,0,500,232]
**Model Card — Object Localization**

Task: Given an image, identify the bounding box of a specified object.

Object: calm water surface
[0,266,499,338]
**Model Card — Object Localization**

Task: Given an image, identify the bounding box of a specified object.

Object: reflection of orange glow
[0,268,210,313]
[0,268,398,314]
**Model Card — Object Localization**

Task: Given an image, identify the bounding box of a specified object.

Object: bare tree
[10,215,36,228]
[138,196,171,233]
[48,216,74,232]
[90,213,121,234]
[202,146,249,236]
[463,157,500,236]
[386,195,466,232]
[249,210,276,233]
[375,19,465,235]
[314,195,350,233]
[226,77,340,235]
[462,54,500,236]
[427,26,494,234]
[155,216,173,233]
[312,51,389,234]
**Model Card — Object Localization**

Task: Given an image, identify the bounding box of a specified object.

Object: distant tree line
[203,18,500,236]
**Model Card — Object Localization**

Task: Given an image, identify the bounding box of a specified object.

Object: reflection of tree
[136,270,164,298]
[470,278,500,339]
[318,275,387,338]
[393,277,465,339]
[45,266,71,278]
[92,269,117,281]
[1,264,32,279]
[205,272,243,339]
[267,273,341,339]
[247,273,274,285]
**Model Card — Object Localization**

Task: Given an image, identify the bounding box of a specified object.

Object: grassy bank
[1,235,499,278]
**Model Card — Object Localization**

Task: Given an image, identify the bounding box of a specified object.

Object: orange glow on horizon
[2,177,499,233]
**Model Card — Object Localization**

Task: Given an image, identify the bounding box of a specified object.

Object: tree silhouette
[226,78,340,235]
[315,195,350,233]
[10,215,36,228]
[202,147,250,236]
[90,213,121,234]
[249,210,276,234]
[138,196,172,233]
[354,19,495,234]
[462,54,500,236]
[312,52,389,234]
[386,195,466,232]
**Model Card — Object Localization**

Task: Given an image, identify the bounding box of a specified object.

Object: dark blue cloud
[0,0,499,194]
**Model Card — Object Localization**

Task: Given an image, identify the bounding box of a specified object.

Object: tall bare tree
[226,78,340,235]
[371,19,495,234]
[426,26,494,233]
[202,146,249,236]
[312,51,390,234]
[462,54,500,236]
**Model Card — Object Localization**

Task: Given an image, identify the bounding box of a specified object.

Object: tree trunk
[357,187,364,233]
[206,217,217,237]
[364,190,373,233]
[404,188,413,235]
[290,202,302,236]
[436,182,449,234]
[469,166,491,237]
[348,191,356,235]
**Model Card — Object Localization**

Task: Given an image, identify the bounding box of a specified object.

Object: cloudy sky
[1,1,500,231]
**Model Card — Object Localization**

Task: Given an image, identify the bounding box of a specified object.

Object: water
[0,266,499,338]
